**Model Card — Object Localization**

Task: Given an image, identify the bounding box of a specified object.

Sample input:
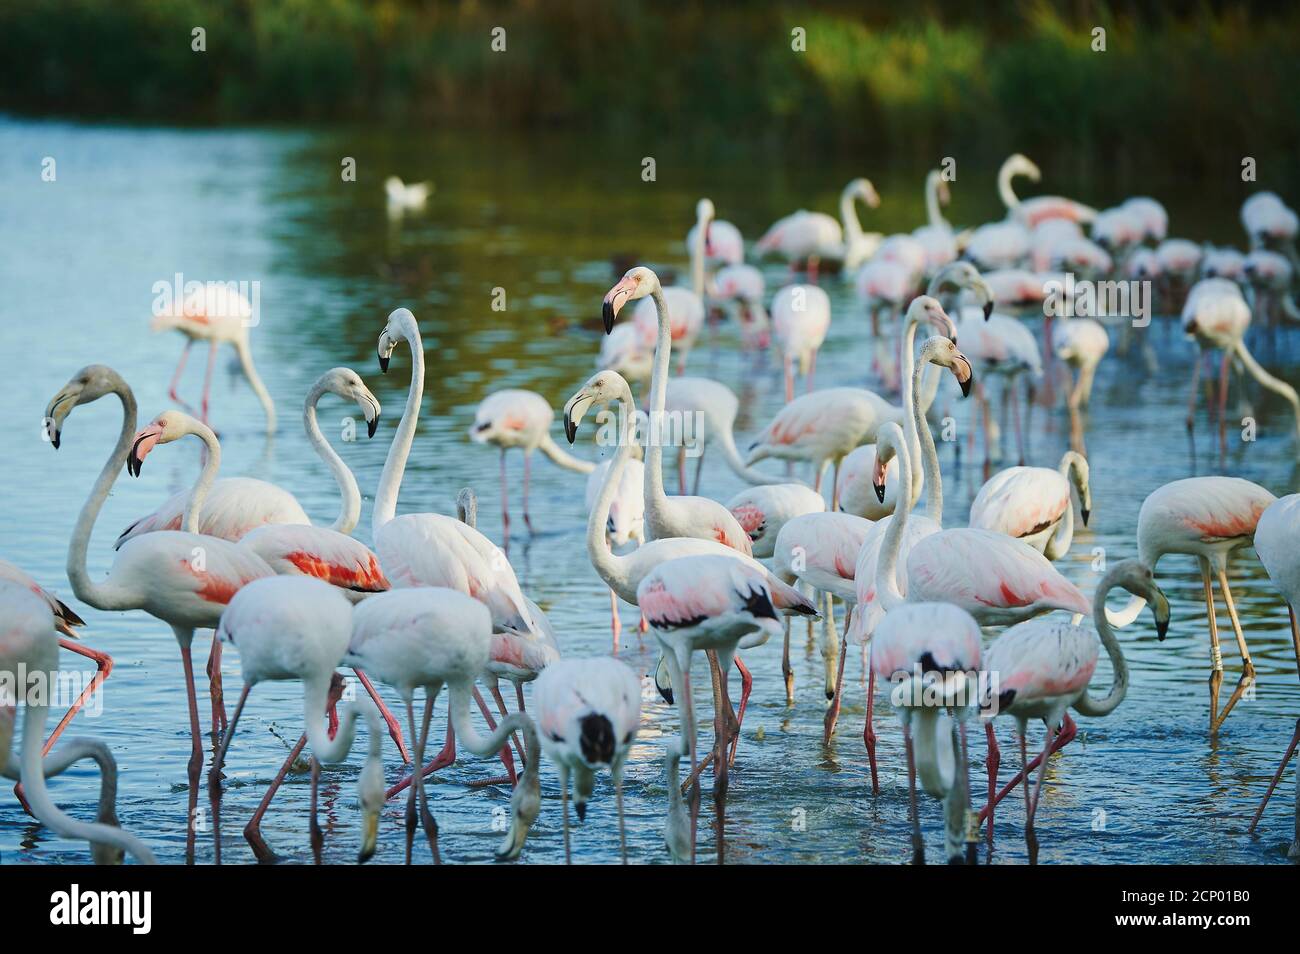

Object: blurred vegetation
[3,0,1298,174]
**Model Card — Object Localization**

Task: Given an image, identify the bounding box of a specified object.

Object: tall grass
[3,1,1297,173]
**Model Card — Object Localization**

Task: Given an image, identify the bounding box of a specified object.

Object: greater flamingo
[151,281,276,433]
[997,153,1097,227]
[534,656,641,863]
[755,178,881,277]
[1105,476,1276,734]
[771,284,831,400]
[0,581,157,864]
[470,388,595,537]
[585,455,645,645]
[638,554,783,863]
[726,483,825,558]
[210,576,385,864]
[968,451,1092,559]
[1121,196,1168,243]
[979,560,1169,862]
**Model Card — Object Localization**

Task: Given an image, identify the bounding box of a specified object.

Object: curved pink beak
[127,424,164,477]
[602,276,637,333]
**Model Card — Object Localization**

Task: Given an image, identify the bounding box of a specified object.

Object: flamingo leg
[864,663,879,795]
[245,731,308,863]
[1201,558,1226,735]
[781,616,795,706]
[979,713,1076,817]
[784,355,795,403]
[559,764,572,864]
[208,682,251,865]
[823,628,849,745]
[415,693,441,864]
[384,718,456,800]
[490,681,526,766]
[179,641,204,781]
[1011,381,1025,465]
[609,588,622,653]
[403,700,419,864]
[692,448,705,497]
[168,339,195,410]
[822,592,839,701]
[984,721,1000,852]
[1248,717,1300,834]
[309,756,323,864]
[1213,565,1256,730]
[522,449,535,535]
[903,719,924,864]
[199,340,219,426]
[677,446,687,496]
[614,766,628,864]
[473,685,517,784]
[352,668,410,764]
[499,448,510,544]
[206,635,226,746]
[728,656,750,766]
[1185,346,1202,442]
[808,348,818,393]
[830,458,842,512]
[1025,721,1058,865]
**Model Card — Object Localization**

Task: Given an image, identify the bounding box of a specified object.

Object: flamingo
[385,175,433,213]
[1121,196,1168,243]
[1182,277,1300,456]
[127,406,409,764]
[955,306,1042,465]
[113,366,382,547]
[209,576,385,864]
[597,321,655,385]
[978,560,1169,861]
[1090,207,1146,264]
[0,580,157,864]
[664,376,793,495]
[771,284,831,400]
[348,586,542,862]
[469,388,595,538]
[44,368,275,845]
[755,178,881,276]
[685,197,743,268]
[997,153,1097,227]
[1155,238,1203,307]
[1201,245,1247,281]
[965,221,1032,272]
[1242,191,1299,259]
[0,558,111,779]
[711,264,769,348]
[911,169,959,277]
[603,267,752,553]
[968,451,1092,560]
[1052,314,1109,412]
[1243,250,1300,326]
[534,656,641,863]
[585,455,645,645]
[1247,494,1300,856]
[150,281,276,433]
[726,483,826,559]
[746,297,970,509]
[870,599,982,864]
[638,553,783,863]
[1106,476,1276,733]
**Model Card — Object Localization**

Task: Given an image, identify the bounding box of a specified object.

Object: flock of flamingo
[4,155,1300,866]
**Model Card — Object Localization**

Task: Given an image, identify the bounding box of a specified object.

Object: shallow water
[1,117,1298,865]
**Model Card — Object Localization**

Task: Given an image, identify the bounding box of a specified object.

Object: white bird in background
[771,283,831,401]
[385,175,433,213]
[755,178,881,277]
[534,656,641,863]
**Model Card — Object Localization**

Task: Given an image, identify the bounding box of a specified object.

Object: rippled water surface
[1,118,1298,865]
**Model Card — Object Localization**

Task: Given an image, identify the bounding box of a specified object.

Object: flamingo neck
[998,161,1021,211]
[840,183,865,243]
[644,286,672,520]
[68,375,138,612]
[372,319,425,540]
[875,433,913,612]
[910,355,944,524]
[588,384,638,595]
[925,173,949,230]
[1075,572,1130,718]
[692,213,709,299]
[181,421,222,534]
[234,338,277,434]
[304,383,362,534]
[302,676,362,764]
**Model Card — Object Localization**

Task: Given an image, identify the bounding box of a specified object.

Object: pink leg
[522,450,535,535]
[168,339,195,410]
[728,656,752,766]
[386,719,457,800]
[490,682,526,766]
[863,664,879,795]
[1248,717,1300,833]
[499,449,510,544]
[474,685,517,783]
[1024,721,1058,864]
[784,355,795,403]
[807,349,818,393]
[903,720,924,864]
[206,635,226,744]
[180,644,204,778]
[984,722,1000,851]
[822,632,849,744]
[245,732,307,862]
[610,588,622,652]
[1041,313,1055,406]
[1185,348,1202,440]
[978,713,1076,819]
[352,668,410,764]
[200,340,218,425]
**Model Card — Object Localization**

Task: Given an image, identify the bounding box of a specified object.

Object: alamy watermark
[0,664,104,717]
[1043,272,1151,327]
[594,406,704,458]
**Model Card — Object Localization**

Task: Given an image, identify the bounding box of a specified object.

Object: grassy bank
[3,1,1298,173]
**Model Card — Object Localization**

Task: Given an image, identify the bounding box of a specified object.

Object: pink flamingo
[44,368,274,858]
[1121,196,1168,243]
[534,656,641,863]
[1052,315,1109,412]
[113,366,382,547]
[604,267,753,553]
[1247,494,1300,856]
[956,305,1042,465]
[151,281,276,433]
[997,153,1097,227]
[747,298,970,509]
[1182,277,1300,457]
[755,178,881,277]
[0,581,157,864]
[664,376,793,495]
[711,264,769,348]
[209,576,384,864]
[1107,475,1276,733]
[771,284,831,401]
[870,599,982,864]
[912,169,960,277]
[0,558,111,787]
[686,197,743,267]
[638,553,784,863]
[1242,191,1298,256]
[470,388,595,538]
[978,561,1168,861]
[727,482,825,559]
[347,586,542,863]
[968,451,1092,560]
[597,321,655,385]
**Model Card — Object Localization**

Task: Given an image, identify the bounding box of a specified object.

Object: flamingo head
[563,370,631,445]
[1111,560,1170,641]
[602,266,660,333]
[1006,153,1042,183]
[872,422,906,503]
[318,367,381,438]
[928,263,994,322]
[907,295,959,343]
[919,333,974,398]
[376,308,416,373]
[849,177,881,209]
[44,365,124,450]
[696,198,716,253]
[127,410,204,477]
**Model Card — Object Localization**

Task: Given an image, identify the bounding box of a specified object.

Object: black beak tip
[659,687,674,706]
[1081,508,1090,527]
[601,301,616,334]
[960,376,974,398]
[358,847,374,865]
[575,802,587,823]
[367,417,378,439]
[1156,620,1169,641]
[874,482,886,504]
[378,353,390,373]
[127,456,142,478]
[564,417,577,445]
[51,432,60,450]
[983,301,994,320]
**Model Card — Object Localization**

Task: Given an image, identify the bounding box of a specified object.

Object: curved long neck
[715,421,792,486]
[1075,578,1129,717]
[372,323,425,540]
[911,355,943,524]
[589,390,638,594]
[68,382,138,611]
[1235,340,1300,438]
[538,434,595,474]
[182,426,222,534]
[899,319,923,506]
[692,218,707,299]
[19,702,156,863]
[234,339,276,434]
[875,437,913,612]
[998,164,1021,210]
[304,385,361,533]
[840,186,864,242]
[302,676,368,764]
[1045,452,1083,559]
[645,287,672,515]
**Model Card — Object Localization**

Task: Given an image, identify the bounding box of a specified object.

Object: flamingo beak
[1081,507,1090,527]
[575,801,587,822]
[127,425,164,478]
[953,354,974,398]
[358,807,379,864]
[367,415,379,439]
[563,392,594,445]
[872,459,887,503]
[602,277,637,333]
[983,300,994,320]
